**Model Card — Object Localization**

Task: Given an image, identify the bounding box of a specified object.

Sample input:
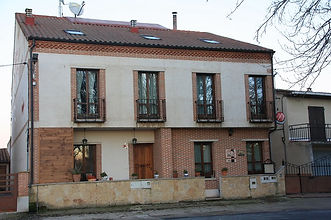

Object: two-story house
[11,9,275,197]
[271,89,331,168]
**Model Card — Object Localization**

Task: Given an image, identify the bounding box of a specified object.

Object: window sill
[249,119,273,123]
[197,119,223,123]
[137,119,166,123]
[74,119,105,123]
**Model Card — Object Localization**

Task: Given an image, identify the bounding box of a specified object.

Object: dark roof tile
[0,149,9,163]
[16,13,273,53]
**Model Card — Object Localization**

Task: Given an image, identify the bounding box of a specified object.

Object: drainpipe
[268,52,277,163]
[29,39,36,185]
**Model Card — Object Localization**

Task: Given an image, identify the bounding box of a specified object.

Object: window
[75,69,100,120]
[73,145,96,180]
[200,38,220,44]
[196,74,215,120]
[64,30,85,35]
[194,142,213,177]
[248,76,267,120]
[246,142,263,174]
[137,71,159,119]
[141,35,161,40]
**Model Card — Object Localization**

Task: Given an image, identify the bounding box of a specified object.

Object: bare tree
[227,0,331,89]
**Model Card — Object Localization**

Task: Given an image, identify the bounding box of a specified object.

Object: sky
[0,0,330,148]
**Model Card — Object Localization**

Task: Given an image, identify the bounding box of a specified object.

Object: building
[11,9,275,197]
[0,149,10,178]
[271,89,331,169]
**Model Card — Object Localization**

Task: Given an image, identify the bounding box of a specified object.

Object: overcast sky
[0,0,330,148]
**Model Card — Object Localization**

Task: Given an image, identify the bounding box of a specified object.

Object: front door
[133,144,153,179]
[308,106,326,141]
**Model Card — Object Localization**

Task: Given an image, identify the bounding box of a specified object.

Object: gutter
[29,39,36,185]
[268,52,277,163]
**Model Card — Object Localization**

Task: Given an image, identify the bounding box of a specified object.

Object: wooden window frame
[196,73,216,119]
[246,142,264,174]
[73,144,97,180]
[194,142,213,178]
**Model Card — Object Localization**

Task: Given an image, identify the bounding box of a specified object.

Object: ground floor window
[246,142,263,174]
[73,144,96,180]
[194,142,213,177]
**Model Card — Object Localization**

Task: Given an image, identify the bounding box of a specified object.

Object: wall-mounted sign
[226,149,237,163]
[276,112,285,124]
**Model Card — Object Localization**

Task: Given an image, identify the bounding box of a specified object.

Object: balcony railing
[73,98,106,122]
[247,101,274,122]
[136,99,166,122]
[289,123,331,142]
[195,100,223,122]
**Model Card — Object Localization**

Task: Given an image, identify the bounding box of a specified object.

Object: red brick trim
[192,73,197,121]
[96,144,102,179]
[244,74,250,121]
[33,40,271,63]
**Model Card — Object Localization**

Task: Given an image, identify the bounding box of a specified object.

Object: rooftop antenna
[58,0,65,17]
[69,1,85,18]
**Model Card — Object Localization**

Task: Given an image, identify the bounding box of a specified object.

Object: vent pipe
[130,20,139,33]
[172,12,177,30]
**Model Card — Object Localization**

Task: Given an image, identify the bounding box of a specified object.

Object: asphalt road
[171,209,331,220]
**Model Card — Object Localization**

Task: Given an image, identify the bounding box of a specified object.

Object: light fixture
[132,138,137,145]
[228,128,234,136]
[82,128,88,145]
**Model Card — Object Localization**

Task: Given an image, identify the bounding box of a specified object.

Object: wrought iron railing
[73,98,106,122]
[136,99,166,122]
[195,100,223,122]
[247,101,274,122]
[289,123,331,142]
[285,156,331,176]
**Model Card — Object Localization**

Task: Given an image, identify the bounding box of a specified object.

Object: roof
[0,149,9,163]
[277,89,331,99]
[16,13,274,53]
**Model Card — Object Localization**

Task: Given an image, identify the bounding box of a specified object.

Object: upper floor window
[136,71,166,122]
[73,69,105,122]
[246,75,273,122]
[194,142,213,178]
[194,73,223,122]
[246,142,263,174]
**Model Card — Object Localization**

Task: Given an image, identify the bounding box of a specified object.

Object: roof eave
[27,36,274,54]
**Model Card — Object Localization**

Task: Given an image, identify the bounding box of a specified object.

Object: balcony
[136,99,166,122]
[195,100,223,123]
[247,101,274,123]
[73,98,106,122]
[289,123,331,142]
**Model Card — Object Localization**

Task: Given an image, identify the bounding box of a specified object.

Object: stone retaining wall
[30,178,205,209]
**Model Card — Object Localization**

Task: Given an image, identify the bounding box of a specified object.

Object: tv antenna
[69,1,85,18]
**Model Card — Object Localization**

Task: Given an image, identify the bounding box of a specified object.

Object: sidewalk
[1,195,331,219]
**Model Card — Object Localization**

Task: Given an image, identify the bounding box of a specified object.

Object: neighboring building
[0,148,10,178]
[11,10,275,196]
[271,89,331,169]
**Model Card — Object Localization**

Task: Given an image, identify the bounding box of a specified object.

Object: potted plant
[173,170,178,178]
[154,171,159,179]
[195,169,201,177]
[221,167,228,176]
[183,170,189,177]
[131,173,138,179]
[70,168,81,182]
[100,171,108,181]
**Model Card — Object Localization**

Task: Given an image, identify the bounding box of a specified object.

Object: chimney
[130,20,139,33]
[25,8,35,26]
[172,12,177,30]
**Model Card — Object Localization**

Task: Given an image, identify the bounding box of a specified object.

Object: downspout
[268,52,277,163]
[29,39,36,185]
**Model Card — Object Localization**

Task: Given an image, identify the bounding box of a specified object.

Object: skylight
[200,39,220,44]
[141,35,161,40]
[64,30,85,35]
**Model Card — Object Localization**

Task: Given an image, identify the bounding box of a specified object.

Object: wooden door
[133,144,153,179]
[308,106,326,141]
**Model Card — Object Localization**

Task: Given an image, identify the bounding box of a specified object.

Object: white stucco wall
[37,53,272,128]
[10,21,29,173]
[286,96,331,125]
[73,130,154,180]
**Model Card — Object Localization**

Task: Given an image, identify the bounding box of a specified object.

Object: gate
[285,156,331,194]
[0,174,18,212]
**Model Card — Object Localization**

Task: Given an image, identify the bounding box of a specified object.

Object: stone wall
[220,167,285,199]
[30,178,205,209]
